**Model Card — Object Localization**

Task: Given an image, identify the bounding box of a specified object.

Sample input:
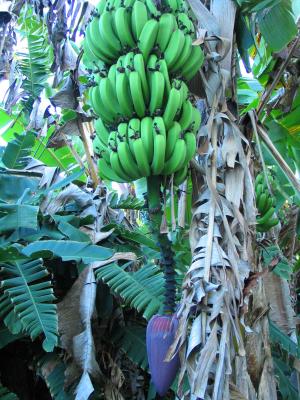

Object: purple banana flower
[146,314,180,396]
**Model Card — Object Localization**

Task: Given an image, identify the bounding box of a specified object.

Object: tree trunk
[168,1,278,398]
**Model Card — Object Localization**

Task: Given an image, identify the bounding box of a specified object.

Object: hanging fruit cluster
[83,0,204,184]
[255,173,279,232]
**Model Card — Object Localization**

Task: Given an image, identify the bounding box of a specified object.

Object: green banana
[156,13,177,52]
[179,100,194,130]
[95,0,107,15]
[183,131,196,164]
[114,6,135,48]
[177,12,195,36]
[124,51,135,76]
[262,196,274,214]
[94,137,109,159]
[99,11,121,56]
[256,206,276,226]
[118,141,141,180]
[157,58,171,97]
[163,86,181,129]
[129,71,146,117]
[151,131,166,175]
[115,70,134,118]
[128,118,141,154]
[107,64,117,98]
[163,137,186,175]
[117,122,128,143]
[110,150,133,181]
[132,137,151,176]
[153,116,166,138]
[85,23,112,63]
[164,29,185,70]
[131,1,148,40]
[94,118,110,145]
[174,165,188,186]
[108,130,118,149]
[133,53,150,104]
[149,71,165,114]
[141,116,154,163]
[164,0,178,13]
[138,19,159,62]
[99,77,120,120]
[98,157,127,183]
[257,217,279,232]
[191,105,201,134]
[255,173,264,186]
[147,54,158,89]
[166,121,181,159]
[172,34,192,73]
[145,0,161,17]
[255,183,264,198]
[181,45,205,80]
[257,192,268,213]
[90,86,115,123]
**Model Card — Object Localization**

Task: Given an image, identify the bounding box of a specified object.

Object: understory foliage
[0,0,299,399]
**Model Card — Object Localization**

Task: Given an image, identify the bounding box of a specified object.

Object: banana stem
[146,176,176,314]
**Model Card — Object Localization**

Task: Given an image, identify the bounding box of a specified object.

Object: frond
[1,131,35,170]
[17,13,52,103]
[95,262,164,320]
[113,325,148,370]
[37,354,73,400]
[107,191,145,210]
[0,383,19,399]
[0,258,58,351]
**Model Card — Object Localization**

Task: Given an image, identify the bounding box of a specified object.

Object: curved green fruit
[177,12,195,36]
[132,1,148,40]
[166,121,181,159]
[98,157,127,183]
[138,19,159,62]
[256,206,275,225]
[191,105,201,134]
[162,138,186,175]
[179,100,194,130]
[133,53,150,104]
[141,116,154,163]
[183,131,196,164]
[129,71,146,117]
[255,183,264,197]
[174,164,188,186]
[132,138,151,176]
[145,0,161,17]
[164,29,185,70]
[149,71,165,114]
[115,71,134,118]
[181,45,204,80]
[99,77,120,120]
[94,118,110,145]
[172,34,192,73]
[110,150,133,181]
[118,141,141,180]
[151,132,166,175]
[153,116,166,138]
[157,58,171,97]
[257,192,268,213]
[114,6,135,48]
[128,118,141,154]
[117,122,128,143]
[99,11,121,56]
[124,51,135,76]
[163,86,181,129]
[156,13,177,52]
[85,23,112,63]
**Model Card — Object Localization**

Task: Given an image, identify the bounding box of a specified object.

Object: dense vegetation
[0,0,299,399]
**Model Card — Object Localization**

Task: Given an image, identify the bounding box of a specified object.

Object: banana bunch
[255,173,279,232]
[94,116,197,184]
[83,0,204,80]
[84,0,204,184]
